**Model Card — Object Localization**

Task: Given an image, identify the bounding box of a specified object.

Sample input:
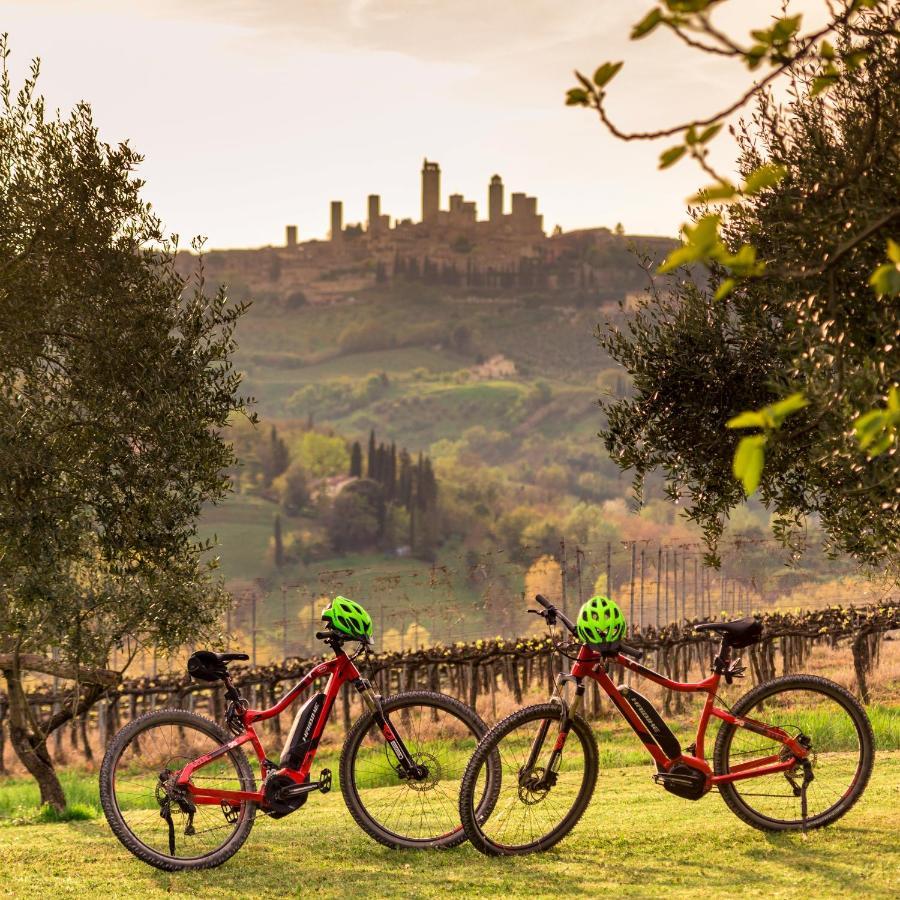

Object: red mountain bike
[100,629,500,870]
[459,595,874,855]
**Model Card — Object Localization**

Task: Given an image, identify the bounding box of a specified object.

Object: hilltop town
[178,160,674,305]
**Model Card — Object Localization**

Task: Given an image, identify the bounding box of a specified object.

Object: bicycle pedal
[319,768,332,794]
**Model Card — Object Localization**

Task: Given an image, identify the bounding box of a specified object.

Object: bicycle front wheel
[714,674,874,831]
[340,690,499,849]
[459,702,598,856]
[99,708,257,871]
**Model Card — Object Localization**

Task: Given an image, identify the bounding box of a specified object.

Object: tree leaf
[726,410,765,430]
[714,278,736,301]
[868,261,900,297]
[732,435,767,495]
[887,238,900,264]
[743,164,788,195]
[593,61,624,88]
[659,145,686,169]
[811,73,839,96]
[631,8,663,39]
[689,182,737,204]
[768,392,808,426]
[565,88,590,106]
[697,123,722,144]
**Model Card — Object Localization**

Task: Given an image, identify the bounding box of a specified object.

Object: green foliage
[592,61,623,88]
[0,38,247,663]
[854,388,900,457]
[731,435,767,496]
[868,238,900,296]
[0,37,250,806]
[327,481,384,552]
[293,431,350,478]
[599,16,900,567]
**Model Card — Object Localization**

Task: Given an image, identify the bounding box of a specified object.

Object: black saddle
[187,650,249,682]
[694,617,762,649]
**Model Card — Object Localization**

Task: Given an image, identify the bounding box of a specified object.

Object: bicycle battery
[280,692,325,770]
[620,686,682,759]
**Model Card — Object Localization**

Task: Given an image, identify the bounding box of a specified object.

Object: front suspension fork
[522,674,585,788]
[355,679,426,780]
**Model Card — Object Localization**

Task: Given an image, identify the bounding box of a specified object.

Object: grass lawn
[2,752,898,899]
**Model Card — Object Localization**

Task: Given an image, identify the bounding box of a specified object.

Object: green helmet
[576,595,626,646]
[322,596,373,641]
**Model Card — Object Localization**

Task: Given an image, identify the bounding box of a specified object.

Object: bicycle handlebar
[534,594,578,635]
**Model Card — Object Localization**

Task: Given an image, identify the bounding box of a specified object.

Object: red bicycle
[100,628,500,870]
[459,595,874,855]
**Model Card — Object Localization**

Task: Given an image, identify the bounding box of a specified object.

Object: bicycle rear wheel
[340,690,499,849]
[459,702,598,856]
[99,708,256,871]
[714,674,874,831]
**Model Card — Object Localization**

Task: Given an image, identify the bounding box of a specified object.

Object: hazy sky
[4,1,824,247]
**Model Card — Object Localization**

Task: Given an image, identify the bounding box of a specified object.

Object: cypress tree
[274,514,284,568]
[349,441,362,477]
[367,429,376,478]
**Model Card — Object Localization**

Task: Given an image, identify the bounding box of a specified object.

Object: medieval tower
[421,159,441,223]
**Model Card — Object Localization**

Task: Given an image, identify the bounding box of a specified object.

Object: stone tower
[285,224,297,247]
[488,174,503,224]
[421,159,440,223]
[330,201,343,243]
[367,194,381,234]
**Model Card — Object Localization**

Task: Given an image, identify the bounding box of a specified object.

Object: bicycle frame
[565,644,810,788]
[170,647,417,808]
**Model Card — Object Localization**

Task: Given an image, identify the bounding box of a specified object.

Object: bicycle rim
[346,696,486,845]
[720,684,869,827]
[467,705,596,853]
[110,717,252,861]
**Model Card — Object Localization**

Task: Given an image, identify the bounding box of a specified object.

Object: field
[2,753,898,899]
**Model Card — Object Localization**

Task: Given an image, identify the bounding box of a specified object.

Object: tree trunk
[2,666,67,812]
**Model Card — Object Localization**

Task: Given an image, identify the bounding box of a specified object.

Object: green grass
[1,753,897,898]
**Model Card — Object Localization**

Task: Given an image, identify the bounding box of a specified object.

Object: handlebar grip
[315,631,335,640]
[618,642,644,661]
[534,594,553,610]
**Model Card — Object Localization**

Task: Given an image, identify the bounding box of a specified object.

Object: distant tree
[367,429,377,478]
[397,450,413,508]
[387,443,397,500]
[327,479,385,552]
[259,425,290,487]
[273,514,285,567]
[614,222,625,236]
[294,431,349,478]
[450,323,474,355]
[0,40,250,810]
[349,440,363,477]
[285,289,308,309]
[275,462,310,514]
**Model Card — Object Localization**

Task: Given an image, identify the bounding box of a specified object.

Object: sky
[3,1,826,248]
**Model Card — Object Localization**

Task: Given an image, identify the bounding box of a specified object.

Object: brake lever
[528,608,557,626]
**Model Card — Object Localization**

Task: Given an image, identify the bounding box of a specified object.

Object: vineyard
[3,601,896,774]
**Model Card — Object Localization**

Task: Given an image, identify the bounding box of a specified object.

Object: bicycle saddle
[694,617,763,648]
[187,650,249,681]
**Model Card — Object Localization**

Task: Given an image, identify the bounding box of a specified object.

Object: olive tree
[0,38,253,809]
[567,3,899,569]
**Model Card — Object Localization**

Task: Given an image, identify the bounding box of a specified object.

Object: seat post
[712,637,732,675]
[222,674,242,703]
